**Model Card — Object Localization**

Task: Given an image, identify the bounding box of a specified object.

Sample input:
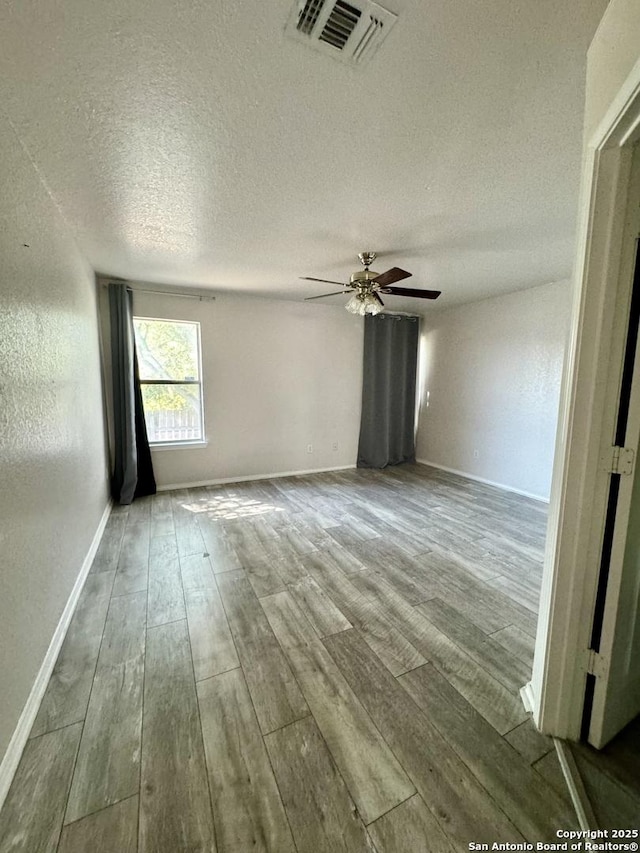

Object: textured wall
[128,290,364,487]
[415,280,571,500]
[0,117,109,764]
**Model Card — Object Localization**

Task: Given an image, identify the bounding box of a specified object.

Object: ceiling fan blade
[380,286,441,299]
[304,290,350,301]
[371,267,412,287]
[300,276,349,287]
[373,292,384,307]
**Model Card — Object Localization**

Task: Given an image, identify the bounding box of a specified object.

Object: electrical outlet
[332,441,339,451]
[307,444,313,453]
[473,449,479,459]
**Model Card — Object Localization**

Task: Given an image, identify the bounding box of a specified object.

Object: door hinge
[601,445,635,475]
[583,648,608,678]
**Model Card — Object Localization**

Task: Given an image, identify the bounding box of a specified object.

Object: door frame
[526,59,640,740]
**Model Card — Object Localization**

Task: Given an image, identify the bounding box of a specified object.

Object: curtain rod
[102,281,215,301]
[379,312,419,320]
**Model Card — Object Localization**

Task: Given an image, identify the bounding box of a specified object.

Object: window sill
[150,440,209,452]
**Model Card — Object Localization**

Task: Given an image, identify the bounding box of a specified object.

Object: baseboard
[520,681,536,714]
[156,464,357,491]
[416,459,550,503]
[0,498,113,813]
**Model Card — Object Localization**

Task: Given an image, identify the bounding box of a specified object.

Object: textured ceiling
[0,0,608,313]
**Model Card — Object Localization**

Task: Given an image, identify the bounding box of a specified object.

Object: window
[133,317,204,445]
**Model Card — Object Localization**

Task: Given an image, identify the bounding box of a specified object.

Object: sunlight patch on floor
[180,494,286,520]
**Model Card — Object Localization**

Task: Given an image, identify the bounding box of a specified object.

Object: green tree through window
[133,318,204,443]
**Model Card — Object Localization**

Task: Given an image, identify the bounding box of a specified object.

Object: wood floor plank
[412,552,515,633]
[90,514,126,574]
[127,497,152,524]
[274,525,318,556]
[150,512,175,538]
[304,552,426,676]
[265,716,374,853]
[490,624,536,667]
[476,534,543,574]
[118,521,150,569]
[417,598,532,692]
[572,716,640,803]
[570,746,640,829]
[0,723,82,853]
[148,533,179,564]
[325,518,379,547]
[174,517,206,559]
[216,570,309,733]
[244,558,287,598]
[198,519,242,574]
[65,590,146,824]
[197,669,296,853]
[224,520,270,564]
[31,574,114,737]
[286,575,352,638]
[288,513,333,546]
[354,570,527,733]
[532,751,574,808]
[272,551,309,585]
[261,591,415,824]
[323,629,523,847]
[313,542,368,577]
[410,547,540,636]
[367,794,455,853]
[139,620,215,853]
[420,539,506,583]
[399,663,578,839]
[185,585,239,681]
[351,539,437,605]
[249,517,280,546]
[179,552,216,590]
[169,488,192,523]
[487,573,541,613]
[147,534,184,628]
[504,719,555,765]
[112,564,148,598]
[348,500,433,557]
[58,796,138,853]
[151,492,174,515]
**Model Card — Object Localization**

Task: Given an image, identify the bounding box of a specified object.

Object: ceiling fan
[301,251,441,315]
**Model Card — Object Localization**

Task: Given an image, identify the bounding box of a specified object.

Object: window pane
[140,383,203,443]
[133,319,199,381]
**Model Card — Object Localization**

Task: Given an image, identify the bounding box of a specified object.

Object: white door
[587,142,640,748]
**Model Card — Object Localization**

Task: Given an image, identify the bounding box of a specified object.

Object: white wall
[129,290,364,487]
[0,119,109,766]
[415,280,571,500]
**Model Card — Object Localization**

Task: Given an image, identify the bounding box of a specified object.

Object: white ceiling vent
[285,0,397,67]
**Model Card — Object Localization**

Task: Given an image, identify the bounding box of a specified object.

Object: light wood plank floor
[1,463,634,852]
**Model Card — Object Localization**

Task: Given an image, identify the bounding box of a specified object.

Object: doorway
[529,63,640,746]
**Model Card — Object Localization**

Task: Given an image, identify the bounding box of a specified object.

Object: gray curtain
[109,283,156,504]
[357,313,419,468]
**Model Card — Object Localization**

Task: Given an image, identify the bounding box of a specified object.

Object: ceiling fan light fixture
[345,291,383,316]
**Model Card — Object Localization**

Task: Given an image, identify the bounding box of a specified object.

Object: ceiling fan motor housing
[350,269,380,287]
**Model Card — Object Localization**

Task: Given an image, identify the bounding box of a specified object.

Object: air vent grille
[319,1,361,50]
[286,0,397,67]
[352,15,384,62]
[297,0,323,35]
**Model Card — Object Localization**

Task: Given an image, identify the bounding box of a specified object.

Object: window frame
[133,315,206,449]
